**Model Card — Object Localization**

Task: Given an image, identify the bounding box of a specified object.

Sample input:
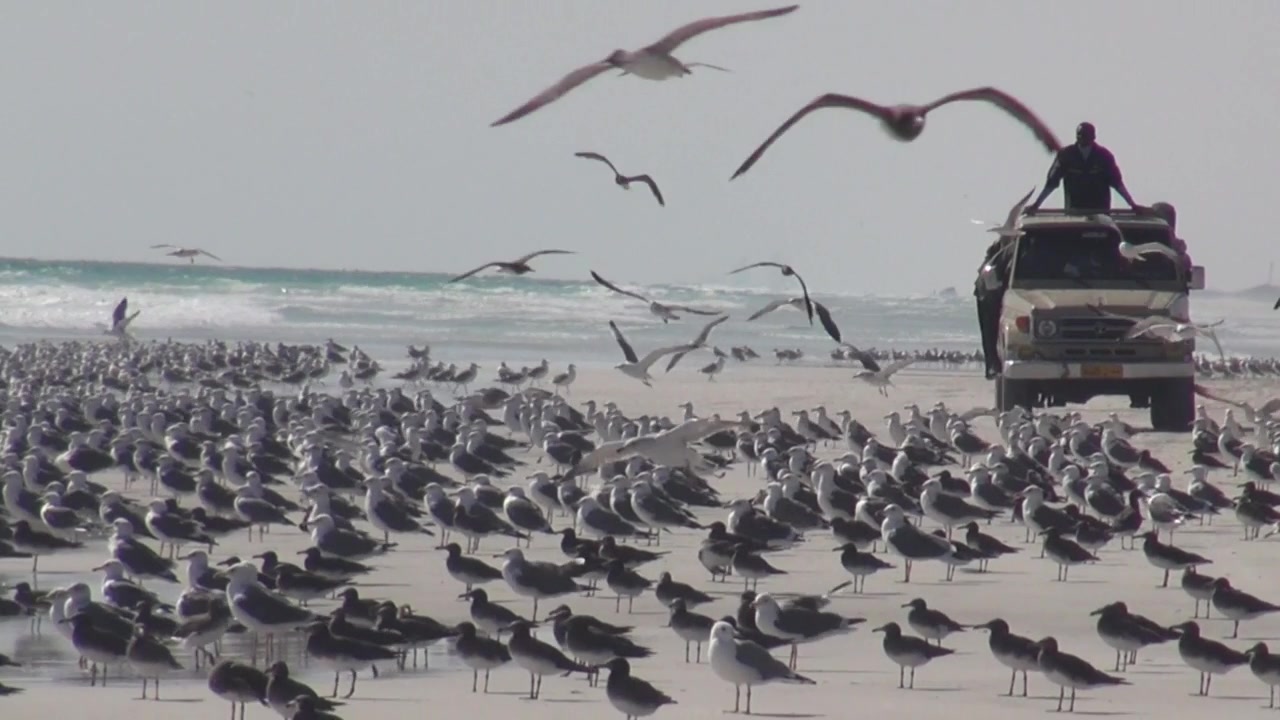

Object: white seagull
[607,316,727,386]
[708,620,815,714]
[855,357,916,397]
[971,186,1036,238]
[151,244,222,263]
[590,270,720,323]
[491,6,800,126]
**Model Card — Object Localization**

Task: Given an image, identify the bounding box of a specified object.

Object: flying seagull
[729,262,813,324]
[491,5,799,127]
[449,250,575,283]
[590,270,720,323]
[574,153,665,206]
[103,297,140,341]
[151,245,222,263]
[664,314,730,372]
[730,88,1062,179]
[747,297,842,344]
[855,357,916,397]
[608,317,723,386]
[971,187,1036,239]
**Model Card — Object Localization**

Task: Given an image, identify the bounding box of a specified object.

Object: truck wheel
[996,377,1036,412]
[1150,378,1195,432]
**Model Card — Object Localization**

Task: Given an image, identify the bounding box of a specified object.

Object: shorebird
[833,543,894,593]
[448,249,575,283]
[150,244,222,263]
[1210,578,1280,638]
[752,592,864,669]
[973,619,1041,697]
[707,621,815,714]
[506,620,592,700]
[605,317,726,386]
[747,296,843,343]
[207,659,269,720]
[491,6,799,126]
[1036,636,1128,712]
[971,187,1036,238]
[1140,531,1211,587]
[880,504,953,582]
[730,87,1061,179]
[1244,643,1280,708]
[902,598,966,647]
[600,657,676,719]
[590,270,720,323]
[454,621,512,693]
[500,547,590,620]
[729,261,814,323]
[668,599,717,663]
[872,621,955,689]
[1171,621,1249,696]
[575,153,665,206]
[1090,601,1177,672]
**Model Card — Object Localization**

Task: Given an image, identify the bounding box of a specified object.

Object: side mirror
[1189,265,1206,291]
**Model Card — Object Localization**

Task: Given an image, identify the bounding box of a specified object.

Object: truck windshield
[1011,225,1182,288]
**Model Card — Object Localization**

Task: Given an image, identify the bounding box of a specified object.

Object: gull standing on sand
[730,87,1061,179]
[490,6,800,126]
[575,153,665,206]
[151,244,222,263]
[752,592,864,669]
[448,250,575,283]
[872,621,955,689]
[708,621,816,714]
[880,504,953,582]
[500,547,589,621]
[590,270,720,323]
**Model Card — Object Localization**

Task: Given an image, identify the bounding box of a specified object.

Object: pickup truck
[988,208,1206,432]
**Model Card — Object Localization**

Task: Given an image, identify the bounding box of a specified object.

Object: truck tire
[1150,377,1195,432]
[996,377,1036,412]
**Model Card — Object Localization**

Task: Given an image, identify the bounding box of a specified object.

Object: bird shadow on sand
[136,698,202,703]
[539,698,592,703]
[353,697,437,703]
[1061,711,1132,717]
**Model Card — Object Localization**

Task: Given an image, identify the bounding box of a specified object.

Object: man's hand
[1022,205,1039,216]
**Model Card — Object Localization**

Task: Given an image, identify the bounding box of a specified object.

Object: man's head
[1076,122,1097,148]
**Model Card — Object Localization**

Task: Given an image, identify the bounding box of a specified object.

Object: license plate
[1081,363,1123,379]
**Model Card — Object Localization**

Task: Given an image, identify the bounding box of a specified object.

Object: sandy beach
[3,363,1279,719]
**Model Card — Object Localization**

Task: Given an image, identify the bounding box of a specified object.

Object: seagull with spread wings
[100,297,140,343]
[449,250,575,283]
[729,261,813,324]
[590,270,720,323]
[150,244,222,264]
[747,296,842,344]
[854,357,916,397]
[569,416,746,477]
[730,87,1061,179]
[1089,306,1226,363]
[608,316,726,386]
[574,153,665,206]
[971,187,1036,239]
[664,314,730,373]
[490,5,799,127]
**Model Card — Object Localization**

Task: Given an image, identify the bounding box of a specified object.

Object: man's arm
[1026,153,1064,211]
[1104,149,1141,208]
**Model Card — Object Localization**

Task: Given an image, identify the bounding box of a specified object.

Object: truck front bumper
[1001,360,1194,381]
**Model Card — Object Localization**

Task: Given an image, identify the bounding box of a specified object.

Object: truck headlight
[1035,319,1058,339]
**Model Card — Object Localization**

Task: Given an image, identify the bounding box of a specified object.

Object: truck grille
[1055,316,1135,342]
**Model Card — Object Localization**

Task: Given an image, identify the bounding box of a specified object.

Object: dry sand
[2,364,1279,718]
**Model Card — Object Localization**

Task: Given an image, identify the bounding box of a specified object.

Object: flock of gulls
[5,5,1279,720]
[2,326,1280,720]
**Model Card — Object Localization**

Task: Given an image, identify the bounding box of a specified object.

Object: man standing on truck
[1025,122,1143,212]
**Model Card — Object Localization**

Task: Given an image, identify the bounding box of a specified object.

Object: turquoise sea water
[0,257,1275,365]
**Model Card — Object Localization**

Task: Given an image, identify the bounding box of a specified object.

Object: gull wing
[513,249,575,265]
[1001,187,1036,230]
[840,343,880,372]
[1128,242,1180,262]
[665,315,728,372]
[958,407,997,421]
[640,343,696,373]
[449,262,502,283]
[591,270,651,304]
[1198,327,1226,364]
[747,297,795,321]
[646,5,799,54]
[923,87,1063,154]
[568,440,627,476]
[881,357,916,378]
[666,304,720,316]
[574,152,620,175]
[608,321,639,364]
[813,300,841,343]
[491,61,613,127]
[198,249,223,261]
[149,244,179,249]
[728,261,788,275]
[625,175,665,207]
[1191,385,1247,410]
[730,93,888,180]
[1122,316,1169,340]
[661,417,744,445]
[789,269,815,325]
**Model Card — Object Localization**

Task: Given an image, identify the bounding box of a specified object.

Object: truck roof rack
[1026,208,1158,219]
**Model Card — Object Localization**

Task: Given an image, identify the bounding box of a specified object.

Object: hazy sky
[2,2,1276,294]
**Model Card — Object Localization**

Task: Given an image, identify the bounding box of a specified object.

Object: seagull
[574,153,665,206]
[729,262,813,323]
[1116,231,1181,263]
[731,87,1062,178]
[747,297,842,343]
[663,314,730,372]
[854,357,916,397]
[971,187,1036,239]
[606,317,723,386]
[150,244,222,263]
[490,6,800,126]
[590,270,720,323]
[707,621,815,714]
[448,250,575,283]
[100,297,140,341]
